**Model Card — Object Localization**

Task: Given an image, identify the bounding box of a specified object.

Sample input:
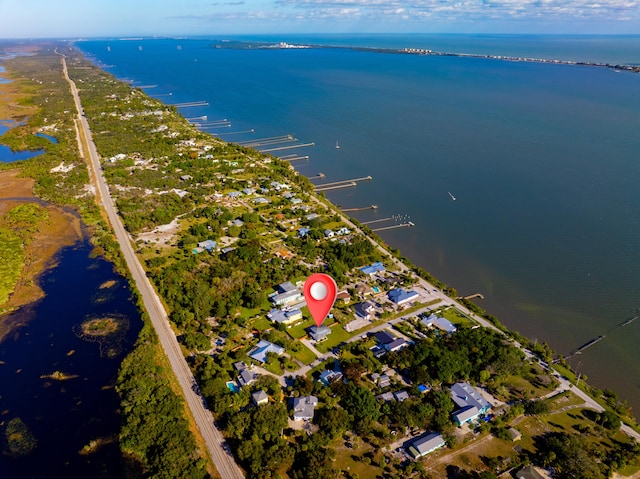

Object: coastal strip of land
[221,40,640,74]
[60,53,245,479]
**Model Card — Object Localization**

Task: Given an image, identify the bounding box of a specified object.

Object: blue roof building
[450,382,492,426]
[197,239,217,252]
[248,340,285,364]
[360,261,386,275]
[388,288,419,305]
[421,313,457,334]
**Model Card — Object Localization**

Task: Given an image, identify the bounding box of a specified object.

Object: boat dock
[216,129,255,137]
[171,100,209,108]
[239,135,296,148]
[372,222,415,232]
[314,176,372,190]
[260,142,315,153]
[316,182,357,192]
[280,155,309,162]
[341,205,378,212]
[361,216,396,225]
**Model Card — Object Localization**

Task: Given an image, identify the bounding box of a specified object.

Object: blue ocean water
[77,35,640,411]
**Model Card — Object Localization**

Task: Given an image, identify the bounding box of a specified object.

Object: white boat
[448,191,456,201]
[335,141,340,149]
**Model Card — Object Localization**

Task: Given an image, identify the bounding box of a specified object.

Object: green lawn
[437,306,473,326]
[289,342,317,364]
[287,317,315,340]
[314,324,352,353]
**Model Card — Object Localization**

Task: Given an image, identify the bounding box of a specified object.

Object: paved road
[60,55,244,479]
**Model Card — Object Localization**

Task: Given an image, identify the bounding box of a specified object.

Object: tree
[340,383,380,430]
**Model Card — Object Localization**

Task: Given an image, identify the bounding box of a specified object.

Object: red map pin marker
[304,273,337,327]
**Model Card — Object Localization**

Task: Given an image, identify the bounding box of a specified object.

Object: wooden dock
[216,129,255,137]
[260,142,315,153]
[170,100,209,108]
[316,182,356,192]
[371,222,415,232]
[341,205,378,212]
[314,176,372,189]
[361,216,396,225]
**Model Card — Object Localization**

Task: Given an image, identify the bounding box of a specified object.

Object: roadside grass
[0,229,24,305]
[545,390,585,412]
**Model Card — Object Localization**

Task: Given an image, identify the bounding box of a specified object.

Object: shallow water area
[0,121,45,162]
[0,239,141,478]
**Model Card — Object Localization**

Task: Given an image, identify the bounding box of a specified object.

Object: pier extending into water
[240,135,296,148]
[372,222,415,232]
[216,129,255,137]
[170,100,209,108]
[361,216,396,225]
[260,142,315,153]
[280,155,309,162]
[341,205,378,212]
[563,313,638,360]
[314,176,372,190]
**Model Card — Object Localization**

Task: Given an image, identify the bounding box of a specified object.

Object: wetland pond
[0,238,141,478]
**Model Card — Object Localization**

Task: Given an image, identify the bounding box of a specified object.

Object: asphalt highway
[61,55,244,479]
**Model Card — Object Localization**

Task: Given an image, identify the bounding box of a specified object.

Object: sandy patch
[136,216,181,245]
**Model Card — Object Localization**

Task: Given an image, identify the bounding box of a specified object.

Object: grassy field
[0,229,24,305]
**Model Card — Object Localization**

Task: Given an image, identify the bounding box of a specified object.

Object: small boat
[448,192,456,201]
[335,141,341,149]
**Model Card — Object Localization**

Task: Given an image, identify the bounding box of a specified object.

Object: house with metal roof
[308,324,331,342]
[360,261,386,276]
[421,313,457,334]
[394,390,410,402]
[318,369,343,386]
[252,390,269,406]
[374,330,397,346]
[388,288,419,306]
[291,396,318,421]
[407,432,446,459]
[248,340,285,364]
[354,301,375,319]
[270,289,303,306]
[516,465,552,479]
[450,382,492,426]
[237,368,256,388]
[386,337,408,352]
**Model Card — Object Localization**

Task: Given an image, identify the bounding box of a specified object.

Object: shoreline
[215,39,640,74]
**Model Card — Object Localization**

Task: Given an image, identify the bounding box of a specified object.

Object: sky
[2,0,640,38]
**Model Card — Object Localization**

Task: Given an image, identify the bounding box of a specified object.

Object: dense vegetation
[117,323,211,479]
